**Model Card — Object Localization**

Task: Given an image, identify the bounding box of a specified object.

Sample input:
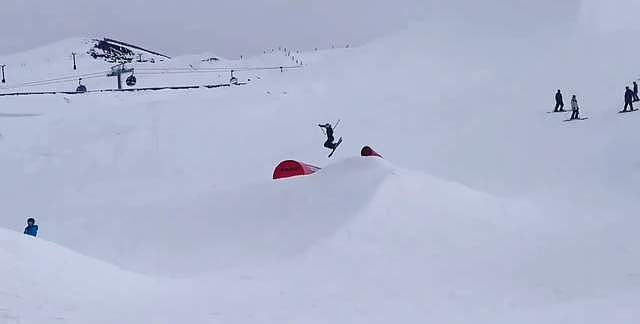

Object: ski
[328,137,343,158]
[563,117,589,122]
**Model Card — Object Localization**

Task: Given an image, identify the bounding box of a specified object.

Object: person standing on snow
[624,86,635,112]
[570,95,580,120]
[554,89,565,112]
[24,218,38,237]
[633,81,639,102]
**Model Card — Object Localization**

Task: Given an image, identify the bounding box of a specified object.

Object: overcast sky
[0,0,620,58]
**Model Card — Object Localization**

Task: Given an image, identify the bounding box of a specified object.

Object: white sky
[579,0,640,31]
[0,0,591,58]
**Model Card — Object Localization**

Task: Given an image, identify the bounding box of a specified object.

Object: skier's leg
[554,102,560,112]
[324,140,336,149]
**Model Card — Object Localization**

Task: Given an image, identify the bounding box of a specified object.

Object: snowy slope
[0,228,157,323]
[1,20,640,323]
[0,37,295,93]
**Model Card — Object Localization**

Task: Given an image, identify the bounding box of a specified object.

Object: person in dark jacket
[318,123,338,149]
[24,218,38,237]
[554,90,564,112]
[624,86,635,112]
[633,81,639,102]
[570,95,580,120]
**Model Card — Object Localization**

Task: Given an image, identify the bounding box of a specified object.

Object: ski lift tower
[107,63,134,90]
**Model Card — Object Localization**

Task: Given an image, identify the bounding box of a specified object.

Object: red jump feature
[273,160,321,180]
[361,146,383,158]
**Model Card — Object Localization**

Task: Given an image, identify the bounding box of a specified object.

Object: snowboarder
[24,218,38,237]
[318,122,342,157]
[554,90,565,112]
[624,86,635,112]
[570,95,580,120]
[633,81,639,102]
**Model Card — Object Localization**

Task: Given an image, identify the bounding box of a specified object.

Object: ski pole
[333,119,341,130]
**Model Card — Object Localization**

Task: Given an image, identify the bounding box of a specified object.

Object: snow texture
[1,21,640,323]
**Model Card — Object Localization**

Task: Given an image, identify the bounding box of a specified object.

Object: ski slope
[1,21,640,323]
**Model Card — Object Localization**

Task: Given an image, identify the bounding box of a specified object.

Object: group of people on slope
[624,81,640,112]
[554,90,581,120]
[555,81,640,118]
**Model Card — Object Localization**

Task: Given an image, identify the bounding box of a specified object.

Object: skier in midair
[318,123,338,149]
[554,89,565,112]
[633,81,639,102]
[624,86,635,112]
[318,122,343,157]
[570,95,580,120]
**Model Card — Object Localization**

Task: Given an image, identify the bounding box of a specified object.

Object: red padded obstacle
[361,146,383,158]
[273,160,321,180]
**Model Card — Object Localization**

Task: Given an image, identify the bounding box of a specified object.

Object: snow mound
[1,17,640,324]
[0,228,155,323]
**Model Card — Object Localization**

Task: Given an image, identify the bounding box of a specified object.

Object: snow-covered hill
[1,21,639,323]
[0,37,299,94]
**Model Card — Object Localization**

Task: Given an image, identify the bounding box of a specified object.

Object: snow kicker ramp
[0,158,532,324]
[2,158,639,324]
[42,157,393,274]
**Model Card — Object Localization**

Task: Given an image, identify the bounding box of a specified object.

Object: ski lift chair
[126,74,137,87]
[76,78,87,93]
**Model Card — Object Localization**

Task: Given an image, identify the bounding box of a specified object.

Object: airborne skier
[318,122,343,157]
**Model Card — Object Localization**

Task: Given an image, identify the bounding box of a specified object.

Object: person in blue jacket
[24,218,38,237]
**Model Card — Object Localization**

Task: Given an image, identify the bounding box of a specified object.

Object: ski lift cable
[134,65,302,72]
[0,64,303,91]
[21,71,108,84]
[132,66,302,76]
[22,74,105,86]
[23,76,103,87]
[9,71,110,88]
[5,64,301,88]
[2,74,107,90]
